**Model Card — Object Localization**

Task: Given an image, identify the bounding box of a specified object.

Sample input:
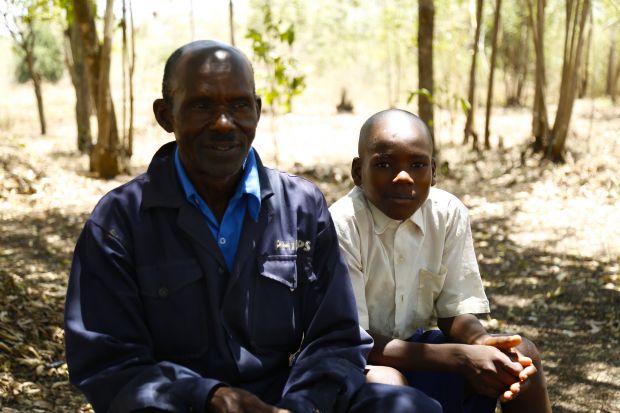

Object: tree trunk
[418,0,435,151]
[484,0,502,150]
[526,0,550,152]
[515,9,529,105]
[549,0,591,162]
[73,0,123,178]
[463,0,483,147]
[578,12,592,98]
[26,51,47,136]
[607,39,616,96]
[128,0,136,157]
[64,23,92,153]
[229,0,235,46]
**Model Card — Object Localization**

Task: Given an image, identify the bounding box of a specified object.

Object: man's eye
[191,101,211,110]
[232,100,251,110]
[412,162,428,169]
[376,161,391,168]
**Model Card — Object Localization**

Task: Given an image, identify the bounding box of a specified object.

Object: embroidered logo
[275,239,311,252]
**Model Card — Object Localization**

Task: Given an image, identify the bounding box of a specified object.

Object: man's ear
[255,94,262,121]
[351,157,362,187]
[431,158,437,186]
[153,98,174,133]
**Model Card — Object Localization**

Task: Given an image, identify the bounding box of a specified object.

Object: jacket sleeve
[64,219,224,413]
[277,190,372,413]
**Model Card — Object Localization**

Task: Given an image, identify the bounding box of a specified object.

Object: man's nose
[212,112,234,131]
[393,170,414,183]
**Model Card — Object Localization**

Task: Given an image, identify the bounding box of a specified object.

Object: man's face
[352,115,435,221]
[165,48,261,180]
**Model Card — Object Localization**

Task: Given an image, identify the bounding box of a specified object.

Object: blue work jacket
[64,142,372,413]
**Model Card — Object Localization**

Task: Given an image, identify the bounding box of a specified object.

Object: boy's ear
[153,98,174,133]
[431,159,437,186]
[351,157,362,187]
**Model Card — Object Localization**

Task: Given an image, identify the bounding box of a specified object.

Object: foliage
[246,2,305,114]
[13,23,64,84]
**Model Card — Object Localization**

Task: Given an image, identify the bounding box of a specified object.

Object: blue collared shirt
[174,146,261,271]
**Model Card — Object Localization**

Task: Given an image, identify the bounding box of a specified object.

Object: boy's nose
[393,170,414,183]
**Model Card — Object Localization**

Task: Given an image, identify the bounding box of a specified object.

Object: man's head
[153,40,261,182]
[352,109,436,221]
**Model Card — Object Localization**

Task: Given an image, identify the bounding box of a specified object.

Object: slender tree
[548,0,591,162]
[484,0,502,150]
[526,0,550,152]
[418,0,435,149]
[229,0,235,46]
[63,21,92,152]
[463,0,483,148]
[1,0,50,135]
[121,0,136,157]
[73,0,125,178]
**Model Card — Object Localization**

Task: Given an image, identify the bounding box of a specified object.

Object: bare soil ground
[0,97,619,412]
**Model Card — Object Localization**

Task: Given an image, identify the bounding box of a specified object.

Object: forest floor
[0,99,619,412]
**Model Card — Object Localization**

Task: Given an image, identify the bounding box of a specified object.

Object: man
[64,41,439,413]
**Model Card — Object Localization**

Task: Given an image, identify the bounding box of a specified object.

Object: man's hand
[207,387,292,413]
[479,334,538,402]
[459,344,525,400]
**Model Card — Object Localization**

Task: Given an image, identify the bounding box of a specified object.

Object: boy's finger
[519,364,538,381]
[499,390,514,402]
[517,354,533,367]
[484,334,522,350]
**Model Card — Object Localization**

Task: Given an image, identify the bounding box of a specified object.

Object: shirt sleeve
[277,191,371,413]
[331,208,370,330]
[434,199,490,318]
[64,220,224,413]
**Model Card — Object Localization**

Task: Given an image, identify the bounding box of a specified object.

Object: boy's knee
[365,365,409,386]
[517,337,542,365]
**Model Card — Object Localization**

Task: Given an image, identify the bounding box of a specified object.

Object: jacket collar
[141,141,275,211]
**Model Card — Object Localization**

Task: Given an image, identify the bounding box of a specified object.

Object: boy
[329,109,552,413]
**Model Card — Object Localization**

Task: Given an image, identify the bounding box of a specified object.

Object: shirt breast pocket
[136,260,208,359]
[252,255,303,351]
[415,265,448,327]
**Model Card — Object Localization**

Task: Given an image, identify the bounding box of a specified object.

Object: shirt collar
[363,190,426,236]
[174,146,261,221]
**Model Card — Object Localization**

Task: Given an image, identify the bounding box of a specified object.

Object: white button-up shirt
[330,186,490,340]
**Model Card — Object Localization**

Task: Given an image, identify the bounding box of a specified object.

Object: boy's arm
[367,328,527,400]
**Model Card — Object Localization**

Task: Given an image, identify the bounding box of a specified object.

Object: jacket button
[218,267,225,274]
[158,287,169,298]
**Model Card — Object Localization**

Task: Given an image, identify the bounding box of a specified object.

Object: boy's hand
[460,344,525,399]
[478,334,538,402]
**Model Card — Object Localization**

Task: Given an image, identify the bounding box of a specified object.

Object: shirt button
[158,287,169,298]
[398,255,405,263]
[219,237,227,245]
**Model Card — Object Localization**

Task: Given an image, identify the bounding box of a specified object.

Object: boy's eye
[412,162,428,169]
[376,161,391,168]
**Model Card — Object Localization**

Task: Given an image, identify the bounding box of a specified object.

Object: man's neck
[189,169,242,222]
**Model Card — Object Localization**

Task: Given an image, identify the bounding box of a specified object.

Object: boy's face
[352,115,436,221]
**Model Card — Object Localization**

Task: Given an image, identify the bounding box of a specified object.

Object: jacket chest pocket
[252,255,303,351]
[136,260,208,359]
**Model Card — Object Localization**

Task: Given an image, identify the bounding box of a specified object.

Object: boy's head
[352,109,436,221]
